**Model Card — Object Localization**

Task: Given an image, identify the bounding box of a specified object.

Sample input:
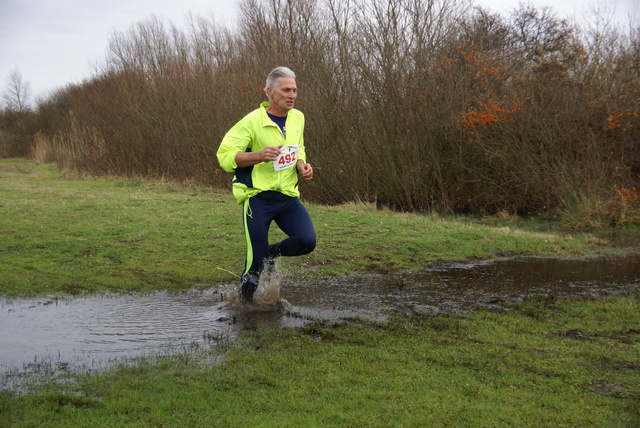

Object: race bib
[273,145,299,171]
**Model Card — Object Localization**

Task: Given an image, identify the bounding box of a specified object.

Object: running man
[216,67,316,302]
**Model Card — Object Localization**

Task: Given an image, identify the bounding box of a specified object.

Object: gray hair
[264,67,296,98]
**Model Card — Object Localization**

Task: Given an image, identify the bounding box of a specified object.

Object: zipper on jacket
[277,125,286,190]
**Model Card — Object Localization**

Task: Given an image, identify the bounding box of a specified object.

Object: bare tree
[2,68,32,112]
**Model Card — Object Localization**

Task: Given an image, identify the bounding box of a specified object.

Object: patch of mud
[282,255,639,319]
[1,255,638,391]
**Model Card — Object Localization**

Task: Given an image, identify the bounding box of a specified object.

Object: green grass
[0,159,241,295]
[1,159,639,426]
[0,159,633,297]
[2,295,638,426]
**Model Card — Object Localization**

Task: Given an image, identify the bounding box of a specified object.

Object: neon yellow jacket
[217,101,307,204]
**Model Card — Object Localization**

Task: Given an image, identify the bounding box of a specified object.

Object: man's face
[267,77,297,115]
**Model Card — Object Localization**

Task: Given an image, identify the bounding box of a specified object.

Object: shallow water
[0,289,232,390]
[284,255,640,319]
[1,255,638,390]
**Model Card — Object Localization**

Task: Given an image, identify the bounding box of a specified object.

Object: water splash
[220,259,284,307]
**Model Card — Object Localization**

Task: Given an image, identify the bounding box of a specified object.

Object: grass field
[1,159,638,426]
[1,159,634,297]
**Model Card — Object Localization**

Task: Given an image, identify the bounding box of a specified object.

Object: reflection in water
[1,289,233,390]
[1,255,638,390]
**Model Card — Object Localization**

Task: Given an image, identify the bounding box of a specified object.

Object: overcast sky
[0,0,637,104]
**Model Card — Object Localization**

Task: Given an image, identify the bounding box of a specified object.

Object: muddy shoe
[240,272,259,303]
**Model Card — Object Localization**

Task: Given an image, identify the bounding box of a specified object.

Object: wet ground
[1,255,638,390]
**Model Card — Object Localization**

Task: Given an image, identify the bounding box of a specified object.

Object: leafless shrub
[17,0,639,224]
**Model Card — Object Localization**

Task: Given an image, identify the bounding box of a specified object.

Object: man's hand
[261,145,283,162]
[235,145,282,168]
[297,161,313,181]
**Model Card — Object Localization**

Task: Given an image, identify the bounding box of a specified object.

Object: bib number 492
[273,145,299,171]
[278,151,296,166]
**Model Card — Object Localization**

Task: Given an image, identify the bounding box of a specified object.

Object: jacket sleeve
[216,119,253,173]
[295,112,306,163]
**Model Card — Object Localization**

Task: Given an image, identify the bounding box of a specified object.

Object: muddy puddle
[2,255,638,390]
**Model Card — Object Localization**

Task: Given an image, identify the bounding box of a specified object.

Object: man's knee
[299,233,316,255]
